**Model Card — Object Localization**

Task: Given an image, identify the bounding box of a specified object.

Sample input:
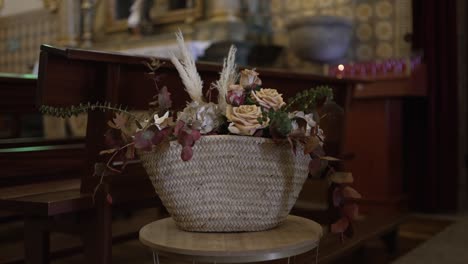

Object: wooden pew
[0,45,406,264]
[0,74,86,220]
[0,74,88,263]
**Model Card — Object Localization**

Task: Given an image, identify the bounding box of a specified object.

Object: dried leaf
[191,129,201,141]
[342,186,362,199]
[111,113,128,130]
[174,120,185,136]
[158,86,172,110]
[134,130,155,151]
[287,136,297,155]
[331,217,349,233]
[304,136,320,154]
[93,163,106,177]
[177,130,195,147]
[106,193,113,205]
[308,158,322,175]
[181,146,193,161]
[125,145,135,159]
[332,187,344,207]
[329,172,354,184]
[342,203,359,220]
[320,156,341,161]
[99,148,118,155]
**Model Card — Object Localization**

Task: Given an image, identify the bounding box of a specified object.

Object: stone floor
[392,215,468,264]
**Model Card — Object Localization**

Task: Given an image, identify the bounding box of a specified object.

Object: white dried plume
[170,30,204,103]
[214,45,238,112]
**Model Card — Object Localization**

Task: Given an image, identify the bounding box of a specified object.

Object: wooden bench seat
[0,45,360,264]
[0,180,91,216]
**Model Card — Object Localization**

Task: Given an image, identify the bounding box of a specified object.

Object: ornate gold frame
[42,0,61,12]
[106,0,203,33]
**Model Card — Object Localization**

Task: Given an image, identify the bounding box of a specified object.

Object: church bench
[0,44,356,264]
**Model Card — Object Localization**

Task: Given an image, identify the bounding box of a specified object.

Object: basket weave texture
[139,135,310,232]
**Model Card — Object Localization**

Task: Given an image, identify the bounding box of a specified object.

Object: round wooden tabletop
[139,215,323,263]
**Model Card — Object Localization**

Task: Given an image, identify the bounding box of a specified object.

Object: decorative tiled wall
[0,9,58,73]
[269,0,412,67]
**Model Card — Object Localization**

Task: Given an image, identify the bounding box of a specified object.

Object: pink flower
[226,84,245,106]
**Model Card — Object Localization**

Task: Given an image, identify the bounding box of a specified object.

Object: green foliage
[39,102,136,119]
[285,86,334,113]
[268,110,292,137]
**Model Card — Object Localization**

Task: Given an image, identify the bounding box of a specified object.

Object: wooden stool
[139,215,323,263]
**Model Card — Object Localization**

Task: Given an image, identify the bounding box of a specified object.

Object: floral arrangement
[40,32,361,238]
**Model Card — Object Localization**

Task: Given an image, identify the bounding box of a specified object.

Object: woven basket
[139,135,310,232]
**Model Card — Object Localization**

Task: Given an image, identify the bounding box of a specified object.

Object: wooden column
[343,69,427,211]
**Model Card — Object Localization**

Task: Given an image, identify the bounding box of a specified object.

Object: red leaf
[342,186,362,199]
[342,203,359,220]
[134,130,155,151]
[158,86,172,110]
[191,129,201,141]
[329,172,354,184]
[308,158,322,175]
[151,127,172,145]
[177,130,194,147]
[253,129,263,137]
[332,187,344,207]
[331,217,349,233]
[181,146,193,161]
[174,120,185,136]
[304,136,320,154]
[106,194,113,205]
[287,136,297,155]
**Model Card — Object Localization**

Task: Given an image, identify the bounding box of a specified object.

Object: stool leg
[152,251,160,264]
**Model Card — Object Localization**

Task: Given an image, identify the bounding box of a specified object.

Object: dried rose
[252,88,286,111]
[239,69,262,88]
[226,84,245,106]
[226,105,268,135]
[178,102,222,134]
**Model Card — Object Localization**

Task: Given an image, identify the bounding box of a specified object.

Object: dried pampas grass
[213,45,238,112]
[170,30,204,103]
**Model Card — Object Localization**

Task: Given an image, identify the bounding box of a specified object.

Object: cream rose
[252,88,286,111]
[239,69,262,88]
[226,105,267,135]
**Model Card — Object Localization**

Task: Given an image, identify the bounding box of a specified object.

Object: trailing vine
[39,102,138,119]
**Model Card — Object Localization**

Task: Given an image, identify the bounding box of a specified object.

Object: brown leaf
[332,187,344,207]
[308,158,322,175]
[112,113,128,130]
[342,186,362,199]
[99,148,118,155]
[125,145,135,160]
[329,172,354,184]
[331,217,349,233]
[320,156,341,161]
[342,203,359,220]
[287,136,297,155]
[106,193,113,205]
[304,136,320,155]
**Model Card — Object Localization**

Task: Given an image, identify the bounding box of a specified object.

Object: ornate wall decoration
[106,0,203,33]
[43,0,61,12]
[0,9,59,73]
